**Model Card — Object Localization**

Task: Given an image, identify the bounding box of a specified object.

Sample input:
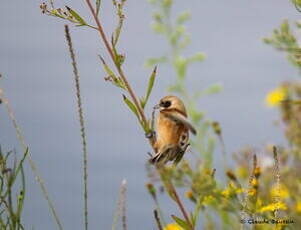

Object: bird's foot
[145,130,156,139]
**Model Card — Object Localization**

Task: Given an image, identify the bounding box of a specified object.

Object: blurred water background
[1,0,301,229]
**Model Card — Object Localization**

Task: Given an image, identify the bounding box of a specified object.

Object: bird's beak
[153,104,160,110]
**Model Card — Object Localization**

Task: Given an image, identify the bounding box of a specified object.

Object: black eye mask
[160,100,171,108]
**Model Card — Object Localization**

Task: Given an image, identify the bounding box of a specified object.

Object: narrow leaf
[140,97,146,109]
[99,56,115,77]
[171,215,190,230]
[203,83,223,95]
[190,212,196,227]
[123,95,149,132]
[142,66,157,108]
[123,95,139,118]
[99,55,125,89]
[66,6,87,25]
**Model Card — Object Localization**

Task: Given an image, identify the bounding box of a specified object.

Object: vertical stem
[154,209,163,230]
[83,1,192,228]
[0,90,64,230]
[273,146,281,219]
[64,25,89,230]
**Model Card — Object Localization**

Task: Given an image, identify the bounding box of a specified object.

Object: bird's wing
[164,112,197,135]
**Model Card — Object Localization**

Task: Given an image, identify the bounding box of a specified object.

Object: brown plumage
[149,95,197,165]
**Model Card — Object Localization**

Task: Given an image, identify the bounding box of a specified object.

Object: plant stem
[85,0,146,121]
[169,183,194,230]
[64,25,89,230]
[83,1,193,228]
[0,89,64,230]
[154,209,163,230]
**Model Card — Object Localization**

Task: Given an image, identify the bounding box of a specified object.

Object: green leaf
[96,0,101,16]
[174,56,187,79]
[190,212,196,227]
[203,83,223,95]
[99,55,125,89]
[171,215,190,230]
[123,95,148,132]
[140,97,146,109]
[123,95,139,118]
[177,10,191,24]
[51,10,67,20]
[111,36,125,67]
[66,6,87,25]
[151,22,165,34]
[177,11,191,24]
[142,66,157,108]
[188,52,206,63]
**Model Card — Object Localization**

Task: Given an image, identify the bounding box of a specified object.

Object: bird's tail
[149,152,167,165]
[149,145,180,165]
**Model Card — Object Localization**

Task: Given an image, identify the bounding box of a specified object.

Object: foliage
[30,0,301,229]
[263,19,301,70]
[0,147,27,230]
[146,0,223,169]
[144,1,301,230]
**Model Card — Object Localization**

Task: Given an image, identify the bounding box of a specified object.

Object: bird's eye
[161,100,171,108]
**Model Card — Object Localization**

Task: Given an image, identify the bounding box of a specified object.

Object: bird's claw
[145,131,156,139]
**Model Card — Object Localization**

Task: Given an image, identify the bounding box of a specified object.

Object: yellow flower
[185,190,196,202]
[251,178,258,187]
[270,184,289,199]
[236,188,244,194]
[221,188,231,197]
[222,182,243,198]
[185,190,193,199]
[203,195,215,205]
[296,201,301,213]
[265,87,287,107]
[259,201,287,213]
[254,167,261,178]
[164,223,183,230]
[248,188,257,196]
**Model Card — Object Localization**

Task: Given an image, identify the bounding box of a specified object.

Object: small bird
[148,95,197,165]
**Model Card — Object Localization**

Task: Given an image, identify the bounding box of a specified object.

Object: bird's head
[154,95,187,114]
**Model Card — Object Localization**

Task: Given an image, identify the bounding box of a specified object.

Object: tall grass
[64,24,89,230]
[2,0,301,229]
[0,88,64,230]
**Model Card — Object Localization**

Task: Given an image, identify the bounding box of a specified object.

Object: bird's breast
[155,112,188,150]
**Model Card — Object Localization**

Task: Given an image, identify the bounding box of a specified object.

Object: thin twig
[83,1,192,228]
[84,0,149,135]
[112,179,127,230]
[169,183,194,230]
[121,179,127,230]
[154,209,163,230]
[273,146,281,219]
[64,25,89,230]
[0,89,64,230]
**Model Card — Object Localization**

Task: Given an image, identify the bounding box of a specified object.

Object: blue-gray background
[0,0,300,229]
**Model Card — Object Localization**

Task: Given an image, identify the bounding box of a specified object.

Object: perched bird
[148,95,197,165]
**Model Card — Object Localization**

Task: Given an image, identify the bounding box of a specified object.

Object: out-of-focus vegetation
[144,1,301,230]
[0,147,27,230]
[2,0,301,229]
[146,0,223,170]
